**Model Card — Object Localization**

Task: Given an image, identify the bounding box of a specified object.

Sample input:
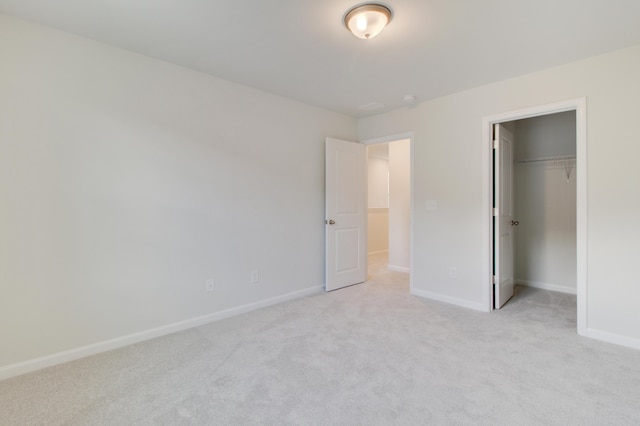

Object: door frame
[482,98,587,335]
[361,132,415,293]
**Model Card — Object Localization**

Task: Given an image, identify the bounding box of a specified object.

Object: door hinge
[493,139,498,150]
[492,275,496,284]
[493,208,498,216]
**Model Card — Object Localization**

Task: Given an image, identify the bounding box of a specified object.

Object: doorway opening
[324,134,413,292]
[363,134,414,289]
[483,98,587,335]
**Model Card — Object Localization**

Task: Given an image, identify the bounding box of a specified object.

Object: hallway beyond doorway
[367,251,409,286]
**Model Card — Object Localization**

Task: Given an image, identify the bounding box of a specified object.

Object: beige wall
[367,156,389,209]
[388,139,411,271]
[367,152,390,254]
[358,44,640,347]
[367,209,389,254]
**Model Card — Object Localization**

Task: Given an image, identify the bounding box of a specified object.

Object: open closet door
[325,138,367,291]
[494,124,515,309]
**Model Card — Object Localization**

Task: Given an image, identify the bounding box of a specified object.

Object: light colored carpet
[2,257,640,425]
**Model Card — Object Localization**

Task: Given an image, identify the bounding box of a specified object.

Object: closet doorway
[483,98,587,335]
[495,111,577,309]
[510,112,577,294]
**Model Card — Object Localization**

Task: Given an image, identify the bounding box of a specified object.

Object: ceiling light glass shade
[344,4,392,39]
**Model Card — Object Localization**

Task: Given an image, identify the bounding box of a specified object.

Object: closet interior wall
[512,111,577,294]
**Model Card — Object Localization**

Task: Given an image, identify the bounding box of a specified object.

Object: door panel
[335,228,360,272]
[494,124,515,309]
[325,138,367,291]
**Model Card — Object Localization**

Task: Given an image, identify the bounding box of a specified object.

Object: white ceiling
[2,0,640,117]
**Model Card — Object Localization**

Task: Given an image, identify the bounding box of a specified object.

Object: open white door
[494,124,515,309]
[325,138,367,291]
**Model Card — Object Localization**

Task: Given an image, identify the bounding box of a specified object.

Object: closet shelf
[517,155,576,164]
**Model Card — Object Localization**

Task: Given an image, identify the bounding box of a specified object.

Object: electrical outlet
[449,267,457,280]
[250,270,260,284]
[205,279,215,292]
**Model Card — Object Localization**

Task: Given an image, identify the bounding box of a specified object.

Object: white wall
[514,163,577,293]
[515,111,576,161]
[0,15,357,373]
[358,44,640,347]
[513,113,577,293]
[388,139,411,271]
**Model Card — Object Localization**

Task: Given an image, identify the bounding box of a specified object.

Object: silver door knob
[511,220,519,226]
[326,219,336,225]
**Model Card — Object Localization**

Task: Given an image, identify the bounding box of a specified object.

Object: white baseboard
[388,264,410,273]
[368,249,389,255]
[586,328,640,351]
[0,285,323,381]
[411,288,488,312]
[516,279,577,295]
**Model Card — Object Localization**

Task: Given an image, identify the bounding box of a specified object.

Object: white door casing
[494,124,515,309]
[325,138,367,291]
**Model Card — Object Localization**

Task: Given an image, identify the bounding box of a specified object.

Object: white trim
[0,285,323,381]
[586,328,640,351]
[360,132,415,294]
[482,97,587,336]
[411,288,489,312]
[516,279,577,295]
[482,98,583,123]
[361,132,414,146]
[388,264,410,273]
[575,98,588,336]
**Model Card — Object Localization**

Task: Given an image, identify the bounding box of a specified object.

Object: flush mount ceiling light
[344,3,393,39]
